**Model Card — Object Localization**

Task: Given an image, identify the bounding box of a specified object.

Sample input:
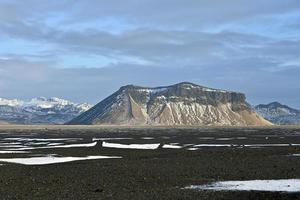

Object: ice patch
[185,179,300,192]
[102,142,160,150]
[0,155,122,165]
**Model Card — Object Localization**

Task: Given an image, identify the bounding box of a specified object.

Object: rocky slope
[255,102,300,125]
[68,82,271,126]
[0,97,92,124]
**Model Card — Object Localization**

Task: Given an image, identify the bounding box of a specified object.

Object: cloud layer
[0,0,299,108]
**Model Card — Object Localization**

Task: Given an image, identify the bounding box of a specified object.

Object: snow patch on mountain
[0,97,92,124]
[255,102,300,125]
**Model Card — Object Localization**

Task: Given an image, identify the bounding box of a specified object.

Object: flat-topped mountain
[68,82,271,126]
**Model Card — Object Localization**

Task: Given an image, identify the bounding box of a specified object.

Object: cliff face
[68,82,272,126]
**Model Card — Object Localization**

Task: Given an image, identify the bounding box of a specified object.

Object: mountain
[0,97,92,124]
[255,102,300,125]
[68,82,271,126]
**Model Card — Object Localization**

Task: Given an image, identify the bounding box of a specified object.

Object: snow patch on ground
[187,147,199,151]
[194,144,233,147]
[185,179,300,192]
[102,142,160,149]
[0,151,29,154]
[12,142,97,150]
[244,144,297,147]
[236,137,247,140]
[92,137,132,141]
[216,138,233,141]
[3,138,82,141]
[162,144,182,149]
[140,137,155,140]
[289,154,300,156]
[0,155,121,165]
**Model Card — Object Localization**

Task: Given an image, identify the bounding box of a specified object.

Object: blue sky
[0,0,300,108]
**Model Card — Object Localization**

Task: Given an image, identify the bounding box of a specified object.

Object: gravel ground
[0,126,299,200]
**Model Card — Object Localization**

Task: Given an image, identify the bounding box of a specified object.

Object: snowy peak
[255,102,300,125]
[0,97,91,112]
[0,97,92,124]
[255,102,299,116]
[25,97,73,108]
[0,98,24,107]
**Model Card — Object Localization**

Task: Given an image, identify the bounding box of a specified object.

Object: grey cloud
[0,1,299,108]
[66,0,300,29]
[1,58,300,109]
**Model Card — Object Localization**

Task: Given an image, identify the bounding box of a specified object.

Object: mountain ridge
[255,102,300,125]
[0,97,92,124]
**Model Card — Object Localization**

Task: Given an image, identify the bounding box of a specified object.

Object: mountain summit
[68,82,271,126]
[255,102,300,125]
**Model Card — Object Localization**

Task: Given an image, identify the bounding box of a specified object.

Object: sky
[0,0,299,108]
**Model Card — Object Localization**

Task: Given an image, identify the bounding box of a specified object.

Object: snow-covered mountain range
[254,102,300,125]
[0,97,92,124]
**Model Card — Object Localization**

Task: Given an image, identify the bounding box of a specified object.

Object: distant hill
[255,102,300,125]
[68,82,271,126]
[0,97,92,124]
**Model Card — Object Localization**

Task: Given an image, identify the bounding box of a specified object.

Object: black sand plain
[0,125,300,200]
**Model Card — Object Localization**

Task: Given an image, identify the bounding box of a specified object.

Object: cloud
[0,1,299,108]
[1,57,300,109]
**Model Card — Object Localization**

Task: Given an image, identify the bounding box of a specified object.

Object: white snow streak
[92,137,132,141]
[185,179,300,192]
[162,144,182,149]
[0,155,121,165]
[102,142,160,149]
